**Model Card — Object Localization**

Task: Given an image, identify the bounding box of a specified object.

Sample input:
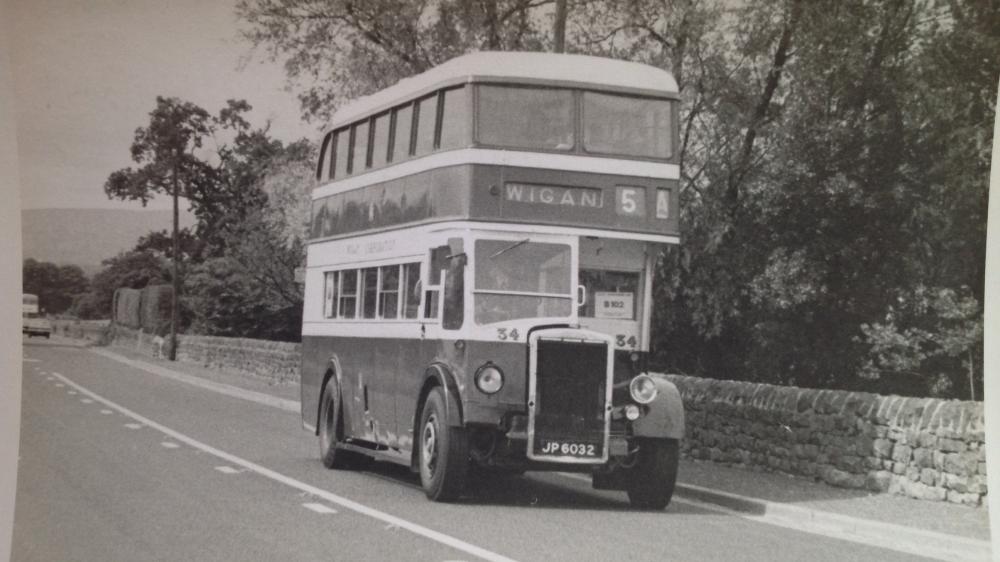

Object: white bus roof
[328,51,679,130]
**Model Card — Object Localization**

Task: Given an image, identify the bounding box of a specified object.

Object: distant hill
[22,208,197,275]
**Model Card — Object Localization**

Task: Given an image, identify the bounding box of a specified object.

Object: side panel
[300,335,529,454]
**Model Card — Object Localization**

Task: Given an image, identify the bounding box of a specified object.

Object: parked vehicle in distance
[300,52,684,508]
[23,311,52,339]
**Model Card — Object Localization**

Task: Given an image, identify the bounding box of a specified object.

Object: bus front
[454,77,683,508]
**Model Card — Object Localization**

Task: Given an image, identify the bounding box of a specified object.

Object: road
[12,340,934,562]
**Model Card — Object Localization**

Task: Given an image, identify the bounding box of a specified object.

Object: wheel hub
[422,414,439,476]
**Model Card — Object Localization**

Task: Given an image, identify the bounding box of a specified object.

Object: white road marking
[303,502,338,515]
[100,409,113,415]
[46,378,54,382]
[214,466,240,474]
[55,383,64,388]
[124,423,143,430]
[67,390,77,395]
[24,358,40,363]
[91,348,297,412]
[47,371,519,562]
[81,398,94,404]
[161,442,180,449]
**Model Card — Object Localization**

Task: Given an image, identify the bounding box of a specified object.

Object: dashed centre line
[302,502,338,515]
[100,409,113,415]
[160,442,180,449]
[47,370,518,562]
[214,466,240,474]
[124,423,143,430]
[81,398,94,404]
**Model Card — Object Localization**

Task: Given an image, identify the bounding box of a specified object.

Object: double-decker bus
[300,51,684,508]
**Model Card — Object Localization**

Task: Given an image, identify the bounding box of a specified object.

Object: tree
[105,97,274,260]
[106,97,311,354]
[133,228,199,261]
[236,0,555,122]
[23,259,89,315]
[186,143,314,342]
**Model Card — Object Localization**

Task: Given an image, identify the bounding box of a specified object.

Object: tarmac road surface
[13,341,938,561]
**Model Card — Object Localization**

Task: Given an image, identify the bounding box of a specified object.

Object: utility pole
[553,0,567,53]
[170,157,179,361]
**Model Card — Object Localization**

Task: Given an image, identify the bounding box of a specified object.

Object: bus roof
[328,51,679,131]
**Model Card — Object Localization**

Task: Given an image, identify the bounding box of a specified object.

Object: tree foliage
[97,96,313,338]
[22,259,89,315]
[238,0,994,398]
[104,97,303,259]
[237,0,556,121]
[184,142,313,342]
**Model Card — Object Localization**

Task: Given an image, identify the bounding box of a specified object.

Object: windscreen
[474,239,573,324]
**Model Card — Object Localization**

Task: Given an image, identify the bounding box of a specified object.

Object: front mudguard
[631,374,685,440]
[423,363,465,427]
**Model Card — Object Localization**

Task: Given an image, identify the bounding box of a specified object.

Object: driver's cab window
[579,270,639,320]
[577,238,646,349]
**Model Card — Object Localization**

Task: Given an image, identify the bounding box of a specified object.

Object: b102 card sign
[594,292,634,319]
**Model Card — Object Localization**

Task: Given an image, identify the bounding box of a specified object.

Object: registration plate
[537,440,599,458]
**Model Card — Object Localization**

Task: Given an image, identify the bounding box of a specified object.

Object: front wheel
[418,387,469,502]
[626,438,679,510]
[318,379,365,470]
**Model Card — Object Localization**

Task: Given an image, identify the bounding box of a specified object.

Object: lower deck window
[322,262,422,321]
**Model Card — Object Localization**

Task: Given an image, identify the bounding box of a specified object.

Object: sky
[10,0,318,211]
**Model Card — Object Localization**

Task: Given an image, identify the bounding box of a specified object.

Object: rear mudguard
[631,374,685,440]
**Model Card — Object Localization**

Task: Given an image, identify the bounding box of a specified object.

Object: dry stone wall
[661,374,987,506]
[111,326,300,385]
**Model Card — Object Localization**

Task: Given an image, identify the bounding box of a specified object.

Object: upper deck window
[333,129,349,178]
[392,103,413,161]
[583,92,672,159]
[439,87,468,150]
[371,112,390,168]
[414,94,438,156]
[316,132,332,181]
[477,85,574,151]
[350,121,369,173]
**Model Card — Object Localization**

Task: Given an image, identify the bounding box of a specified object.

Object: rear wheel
[626,438,679,510]
[319,378,365,470]
[418,387,469,502]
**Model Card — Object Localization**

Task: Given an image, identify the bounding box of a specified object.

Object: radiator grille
[529,338,609,461]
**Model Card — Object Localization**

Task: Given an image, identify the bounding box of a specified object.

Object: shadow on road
[349,459,715,514]
[22,336,90,350]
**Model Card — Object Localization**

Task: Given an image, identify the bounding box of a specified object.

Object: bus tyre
[418,388,469,502]
[319,379,363,470]
[626,438,679,510]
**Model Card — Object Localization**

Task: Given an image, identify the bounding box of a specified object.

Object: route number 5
[616,186,646,217]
